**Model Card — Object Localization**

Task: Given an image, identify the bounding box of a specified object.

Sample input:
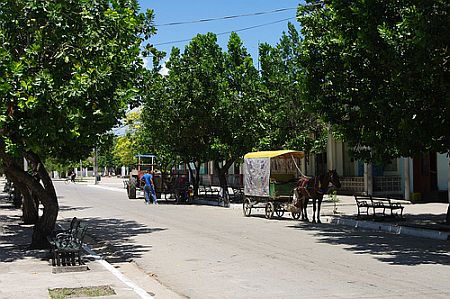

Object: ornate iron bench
[48,217,88,266]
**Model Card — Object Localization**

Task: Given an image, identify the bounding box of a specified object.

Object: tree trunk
[26,152,59,249]
[447,157,450,224]
[188,161,201,197]
[12,186,22,209]
[21,185,39,224]
[1,151,59,249]
[9,176,39,224]
[214,160,234,207]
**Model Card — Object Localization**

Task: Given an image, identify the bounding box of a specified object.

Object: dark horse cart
[242,150,305,219]
[126,155,192,204]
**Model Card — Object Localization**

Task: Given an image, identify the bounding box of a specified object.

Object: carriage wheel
[292,212,301,220]
[127,186,136,199]
[275,208,284,218]
[243,198,252,217]
[127,178,137,199]
[265,202,274,219]
[175,191,181,204]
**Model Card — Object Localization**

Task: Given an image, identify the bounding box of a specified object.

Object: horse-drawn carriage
[242,150,342,222]
[155,170,193,204]
[126,155,192,204]
[242,150,305,219]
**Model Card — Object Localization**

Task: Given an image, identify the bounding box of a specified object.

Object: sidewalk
[319,195,450,241]
[0,178,181,299]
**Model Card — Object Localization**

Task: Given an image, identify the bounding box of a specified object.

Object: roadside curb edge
[325,216,450,241]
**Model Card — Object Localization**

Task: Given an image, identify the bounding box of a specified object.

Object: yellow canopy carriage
[243,150,304,219]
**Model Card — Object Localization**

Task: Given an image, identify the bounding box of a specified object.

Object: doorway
[413,152,438,200]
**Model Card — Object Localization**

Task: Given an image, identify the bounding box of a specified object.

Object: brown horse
[293,170,341,223]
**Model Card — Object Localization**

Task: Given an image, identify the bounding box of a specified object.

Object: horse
[292,170,341,223]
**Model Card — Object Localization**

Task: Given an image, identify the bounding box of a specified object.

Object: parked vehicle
[242,150,305,219]
[125,155,192,204]
[126,154,158,199]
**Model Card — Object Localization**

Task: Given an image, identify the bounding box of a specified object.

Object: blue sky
[139,0,303,67]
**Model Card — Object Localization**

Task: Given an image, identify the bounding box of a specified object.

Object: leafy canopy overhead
[298,0,450,162]
[259,22,327,153]
[0,0,156,161]
[143,32,264,168]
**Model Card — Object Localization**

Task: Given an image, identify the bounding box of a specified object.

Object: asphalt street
[54,181,450,299]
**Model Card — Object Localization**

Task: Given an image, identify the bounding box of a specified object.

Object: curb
[82,245,154,299]
[324,216,450,241]
[191,200,450,241]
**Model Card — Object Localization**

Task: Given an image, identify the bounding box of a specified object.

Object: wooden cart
[242,150,304,219]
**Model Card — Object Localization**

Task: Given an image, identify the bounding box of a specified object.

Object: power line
[155,7,297,27]
[154,16,296,47]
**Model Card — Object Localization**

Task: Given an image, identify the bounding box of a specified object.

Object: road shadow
[0,210,167,264]
[0,213,49,262]
[75,216,167,264]
[286,222,450,266]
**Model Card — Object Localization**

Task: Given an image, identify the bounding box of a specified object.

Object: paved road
[55,181,450,299]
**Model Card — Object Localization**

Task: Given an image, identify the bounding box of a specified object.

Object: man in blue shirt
[141,169,157,204]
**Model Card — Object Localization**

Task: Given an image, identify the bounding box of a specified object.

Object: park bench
[199,185,221,198]
[48,217,88,266]
[354,195,404,219]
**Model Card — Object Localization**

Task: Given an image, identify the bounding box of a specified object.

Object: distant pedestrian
[70,171,76,182]
[141,169,157,204]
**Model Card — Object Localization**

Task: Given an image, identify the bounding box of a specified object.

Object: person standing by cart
[141,169,157,204]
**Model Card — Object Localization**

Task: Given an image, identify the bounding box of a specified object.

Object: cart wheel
[127,178,137,199]
[275,209,284,218]
[292,212,301,220]
[265,202,274,219]
[243,198,251,217]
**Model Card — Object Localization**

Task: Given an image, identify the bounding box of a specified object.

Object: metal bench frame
[354,195,404,218]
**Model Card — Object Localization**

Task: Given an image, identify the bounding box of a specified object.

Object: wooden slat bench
[199,185,220,198]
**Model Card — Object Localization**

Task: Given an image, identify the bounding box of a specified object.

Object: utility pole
[80,159,83,180]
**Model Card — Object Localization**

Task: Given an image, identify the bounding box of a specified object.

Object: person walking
[141,169,157,204]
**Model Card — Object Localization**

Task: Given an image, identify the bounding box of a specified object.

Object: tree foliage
[297,0,450,162]
[112,111,144,168]
[143,32,264,199]
[259,22,327,153]
[0,0,156,247]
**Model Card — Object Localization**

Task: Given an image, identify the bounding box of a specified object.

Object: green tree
[143,34,222,194]
[112,110,145,168]
[259,22,327,155]
[97,133,119,175]
[298,0,450,221]
[113,136,136,168]
[211,32,264,203]
[143,33,264,202]
[0,0,156,247]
